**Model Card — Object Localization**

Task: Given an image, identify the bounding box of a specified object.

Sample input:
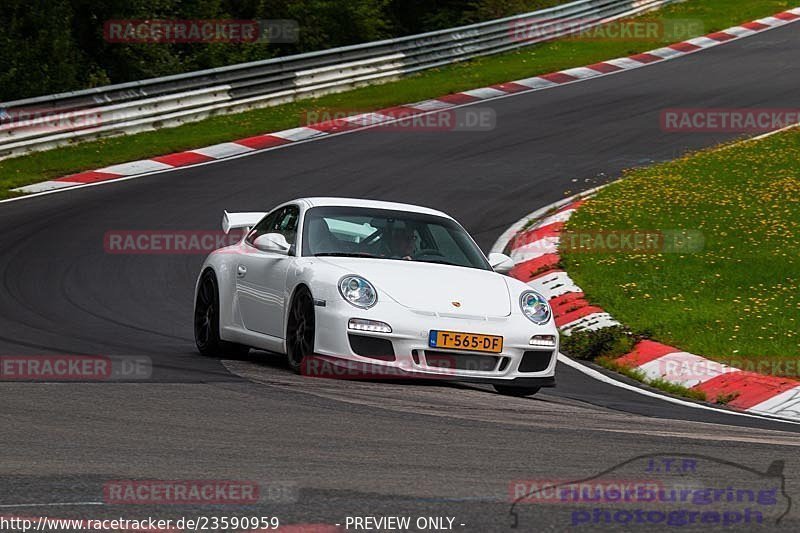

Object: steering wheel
[360,228,383,247]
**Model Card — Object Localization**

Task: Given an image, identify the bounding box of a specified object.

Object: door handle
[237,264,247,278]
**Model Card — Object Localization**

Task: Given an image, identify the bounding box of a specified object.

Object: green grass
[563,128,800,372]
[0,0,792,199]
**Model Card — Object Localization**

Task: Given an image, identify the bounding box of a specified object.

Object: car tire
[493,384,541,397]
[286,286,315,374]
[194,270,250,358]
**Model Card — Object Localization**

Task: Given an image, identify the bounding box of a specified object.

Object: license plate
[428,330,503,353]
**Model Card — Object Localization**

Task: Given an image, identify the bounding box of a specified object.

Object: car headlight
[520,291,551,325]
[339,275,378,309]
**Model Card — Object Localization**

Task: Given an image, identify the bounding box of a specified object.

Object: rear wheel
[286,287,315,373]
[493,384,540,397]
[194,270,250,358]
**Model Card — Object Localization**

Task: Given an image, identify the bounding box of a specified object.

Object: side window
[276,205,299,245]
[245,206,300,248]
[246,210,280,246]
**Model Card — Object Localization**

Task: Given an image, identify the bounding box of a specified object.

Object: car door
[236,205,300,338]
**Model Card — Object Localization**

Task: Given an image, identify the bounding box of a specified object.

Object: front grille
[518,350,553,373]
[424,351,498,371]
[348,334,395,361]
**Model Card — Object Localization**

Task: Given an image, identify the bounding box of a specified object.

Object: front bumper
[311,293,558,384]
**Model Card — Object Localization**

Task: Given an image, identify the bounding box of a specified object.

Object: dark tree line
[0,0,559,102]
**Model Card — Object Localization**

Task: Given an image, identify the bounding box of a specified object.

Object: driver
[387,226,416,260]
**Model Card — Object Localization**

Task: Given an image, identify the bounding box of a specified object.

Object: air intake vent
[518,351,553,373]
[348,334,395,361]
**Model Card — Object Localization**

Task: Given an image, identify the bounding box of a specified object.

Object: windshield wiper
[416,259,460,267]
[314,252,379,258]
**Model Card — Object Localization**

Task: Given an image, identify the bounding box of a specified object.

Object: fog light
[529,335,556,347]
[348,318,392,333]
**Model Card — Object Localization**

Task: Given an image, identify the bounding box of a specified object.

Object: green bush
[560,325,635,361]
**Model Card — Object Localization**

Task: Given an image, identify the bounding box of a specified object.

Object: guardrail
[0,0,677,159]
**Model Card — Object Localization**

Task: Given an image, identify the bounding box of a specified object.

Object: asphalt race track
[1,21,799,531]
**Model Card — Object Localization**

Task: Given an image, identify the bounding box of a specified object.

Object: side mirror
[488,252,515,274]
[253,233,290,254]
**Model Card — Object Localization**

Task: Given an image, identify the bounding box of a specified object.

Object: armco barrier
[0,0,677,159]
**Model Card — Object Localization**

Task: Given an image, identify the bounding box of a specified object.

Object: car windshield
[302,206,491,270]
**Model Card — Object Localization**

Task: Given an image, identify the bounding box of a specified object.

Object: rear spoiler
[222,211,267,234]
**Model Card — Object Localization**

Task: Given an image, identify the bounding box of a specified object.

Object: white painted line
[461,87,508,99]
[192,142,254,159]
[13,181,77,194]
[557,354,800,425]
[0,502,104,508]
[270,127,328,142]
[749,123,799,141]
[747,386,800,418]
[559,67,601,79]
[513,77,557,89]
[638,352,740,388]
[97,160,173,175]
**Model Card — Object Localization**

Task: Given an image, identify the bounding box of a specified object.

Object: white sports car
[194,198,558,396]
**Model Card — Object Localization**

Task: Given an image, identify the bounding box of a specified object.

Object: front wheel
[286,287,315,373]
[194,270,250,358]
[493,384,540,397]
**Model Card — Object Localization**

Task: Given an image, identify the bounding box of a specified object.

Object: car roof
[297,197,452,219]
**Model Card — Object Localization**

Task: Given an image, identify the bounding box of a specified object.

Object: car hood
[316,257,512,317]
